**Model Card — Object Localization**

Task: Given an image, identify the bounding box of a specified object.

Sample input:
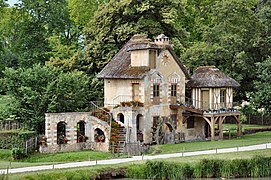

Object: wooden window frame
[220,89,226,108]
[171,84,177,97]
[153,84,160,97]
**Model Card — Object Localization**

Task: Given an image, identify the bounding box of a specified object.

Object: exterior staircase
[116,126,126,153]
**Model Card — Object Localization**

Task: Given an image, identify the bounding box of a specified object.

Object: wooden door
[132,83,140,101]
[201,90,209,110]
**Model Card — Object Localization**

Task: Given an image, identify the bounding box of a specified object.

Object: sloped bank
[126,156,271,179]
[6,155,271,179]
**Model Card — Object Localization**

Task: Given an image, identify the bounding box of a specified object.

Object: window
[171,84,177,97]
[220,89,226,108]
[187,117,195,129]
[117,113,124,124]
[153,116,159,128]
[171,114,177,127]
[153,84,160,97]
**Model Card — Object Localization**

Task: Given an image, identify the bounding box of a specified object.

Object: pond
[115,178,271,180]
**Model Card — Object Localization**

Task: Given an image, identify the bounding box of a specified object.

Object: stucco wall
[104,79,145,109]
[131,50,149,66]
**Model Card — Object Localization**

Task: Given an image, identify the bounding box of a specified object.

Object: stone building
[44,34,241,153]
[97,34,241,144]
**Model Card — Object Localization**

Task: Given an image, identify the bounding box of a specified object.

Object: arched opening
[117,113,124,124]
[204,121,211,138]
[136,114,144,142]
[77,121,87,143]
[162,122,175,144]
[94,128,106,143]
[57,122,67,144]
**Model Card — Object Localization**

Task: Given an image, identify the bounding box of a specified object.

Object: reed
[126,164,147,179]
[127,156,271,179]
[250,156,271,177]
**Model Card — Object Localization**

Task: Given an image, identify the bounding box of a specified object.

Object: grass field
[1,130,271,169]
[223,123,271,132]
[150,131,271,154]
[4,148,271,180]
[0,150,112,169]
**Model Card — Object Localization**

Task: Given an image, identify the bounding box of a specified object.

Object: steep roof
[187,66,240,88]
[97,34,190,79]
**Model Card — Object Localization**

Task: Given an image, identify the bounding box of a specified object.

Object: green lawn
[1,125,271,169]
[150,131,271,154]
[5,149,271,180]
[0,150,112,169]
[223,123,271,132]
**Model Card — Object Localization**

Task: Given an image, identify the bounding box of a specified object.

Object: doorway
[201,90,209,110]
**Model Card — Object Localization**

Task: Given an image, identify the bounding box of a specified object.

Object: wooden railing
[175,96,240,114]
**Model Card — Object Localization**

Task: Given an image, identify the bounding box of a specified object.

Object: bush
[126,164,147,179]
[0,130,36,150]
[11,147,26,160]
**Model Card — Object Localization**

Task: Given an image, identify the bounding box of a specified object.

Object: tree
[83,0,187,74]
[0,0,82,68]
[68,0,107,28]
[3,65,96,133]
[182,0,264,100]
[251,58,271,114]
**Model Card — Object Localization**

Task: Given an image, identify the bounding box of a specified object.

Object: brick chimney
[154,34,169,45]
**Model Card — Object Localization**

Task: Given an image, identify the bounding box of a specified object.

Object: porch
[170,99,241,141]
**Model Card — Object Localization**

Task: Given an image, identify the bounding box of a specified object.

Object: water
[115,178,271,180]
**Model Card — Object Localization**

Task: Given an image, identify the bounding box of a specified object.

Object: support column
[218,116,223,140]
[210,117,215,141]
[235,115,241,137]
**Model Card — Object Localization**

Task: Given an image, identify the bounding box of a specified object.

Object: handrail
[178,95,240,112]
[89,101,113,148]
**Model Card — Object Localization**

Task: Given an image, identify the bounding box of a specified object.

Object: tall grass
[127,156,271,179]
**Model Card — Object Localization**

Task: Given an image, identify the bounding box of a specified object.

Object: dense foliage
[1,0,271,134]
[127,157,271,179]
[3,65,98,133]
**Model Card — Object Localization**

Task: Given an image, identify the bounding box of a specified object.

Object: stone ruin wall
[43,112,110,153]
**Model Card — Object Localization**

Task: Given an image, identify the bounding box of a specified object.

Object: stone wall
[44,112,110,153]
[39,142,109,153]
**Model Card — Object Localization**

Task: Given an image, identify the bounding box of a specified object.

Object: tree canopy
[1,0,271,134]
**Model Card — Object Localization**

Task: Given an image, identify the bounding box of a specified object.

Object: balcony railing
[112,95,143,105]
[178,96,240,113]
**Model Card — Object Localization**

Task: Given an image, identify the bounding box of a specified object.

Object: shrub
[126,164,147,179]
[250,156,271,177]
[11,147,26,160]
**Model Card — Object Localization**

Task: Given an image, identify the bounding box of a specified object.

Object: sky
[7,0,19,6]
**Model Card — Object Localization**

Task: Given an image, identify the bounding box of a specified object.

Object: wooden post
[219,116,223,140]
[235,115,241,137]
[210,117,215,141]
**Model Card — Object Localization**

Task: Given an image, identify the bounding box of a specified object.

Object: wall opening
[117,113,125,124]
[94,128,105,143]
[187,117,195,129]
[57,122,67,144]
[77,121,87,143]
[136,114,144,142]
